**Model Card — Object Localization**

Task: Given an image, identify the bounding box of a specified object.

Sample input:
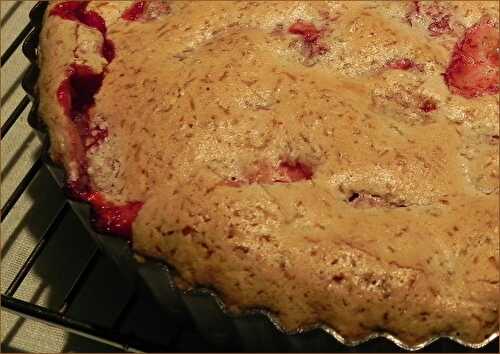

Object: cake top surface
[38,0,499,347]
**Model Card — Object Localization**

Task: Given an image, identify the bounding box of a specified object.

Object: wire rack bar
[1,22,33,67]
[58,248,100,314]
[1,157,43,221]
[1,94,30,138]
[4,203,70,297]
[1,295,144,352]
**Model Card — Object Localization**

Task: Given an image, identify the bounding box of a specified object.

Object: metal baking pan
[23,2,499,352]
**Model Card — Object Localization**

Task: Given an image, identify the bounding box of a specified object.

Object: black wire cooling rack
[1,3,211,352]
[1,2,498,353]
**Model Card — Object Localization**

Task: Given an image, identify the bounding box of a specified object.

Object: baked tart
[37,0,499,346]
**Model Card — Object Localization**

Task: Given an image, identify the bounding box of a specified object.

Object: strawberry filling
[88,193,144,239]
[228,160,313,186]
[386,58,421,71]
[50,0,87,21]
[274,161,314,183]
[428,14,452,36]
[424,3,452,36]
[57,64,142,238]
[444,17,500,98]
[122,1,170,21]
[406,1,453,37]
[52,2,144,238]
[50,1,115,62]
[122,1,147,21]
[58,64,103,116]
[289,20,322,43]
[288,20,329,57]
[419,99,437,112]
[57,64,108,151]
[66,180,143,239]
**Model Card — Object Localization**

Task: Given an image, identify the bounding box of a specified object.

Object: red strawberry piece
[444,17,500,98]
[420,99,437,112]
[275,160,314,183]
[122,1,170,21]
[288,20,329,58]
[428,14,452,36]
[289,20,322,43]
[89,192,143,239]
[386,58,418,70]
[50,1,88,20]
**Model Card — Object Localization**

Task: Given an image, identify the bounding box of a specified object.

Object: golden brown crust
[38,1,499,345]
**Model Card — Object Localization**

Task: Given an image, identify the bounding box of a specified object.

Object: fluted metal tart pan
[23,2,499,351]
